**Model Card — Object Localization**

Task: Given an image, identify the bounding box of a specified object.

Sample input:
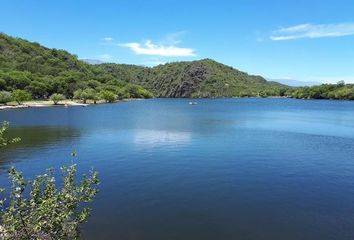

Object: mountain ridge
[95,58,288,97]
[0,32,288,98]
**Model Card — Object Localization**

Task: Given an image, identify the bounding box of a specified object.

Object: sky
[1,0,354,83]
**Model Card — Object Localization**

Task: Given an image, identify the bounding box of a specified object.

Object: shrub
[0,91,12,105]
[0,164,99,239]
[0,122,99,239]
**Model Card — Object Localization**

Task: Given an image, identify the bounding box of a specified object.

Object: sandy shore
[0,100,89,111]
[0,99,143,111]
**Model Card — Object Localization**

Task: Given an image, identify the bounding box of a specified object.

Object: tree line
[285,81,354,100]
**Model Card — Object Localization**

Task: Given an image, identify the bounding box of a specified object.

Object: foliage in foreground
[0,122,100,239]
[0,165,99,240]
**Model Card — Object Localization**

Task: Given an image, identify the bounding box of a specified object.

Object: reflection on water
[1,98,354,240]
[133,129,191,146]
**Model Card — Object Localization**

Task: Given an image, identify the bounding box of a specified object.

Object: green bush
[0,122,99,239]
[0,164,99,239]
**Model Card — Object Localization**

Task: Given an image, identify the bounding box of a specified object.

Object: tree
[74,88,98,103]
[87,80,101,89]
[74,89,100,104]
[122,84,153,99]
[11,90,32,105]
[25,80,48,99]
[337,80,345,87]
[73,89,83,101]
[81,88,96,103]
[0,78,6,90]
[91,91,100,104]
[99,90,116,103]
[0,91,12,105]
[49,93,66,105]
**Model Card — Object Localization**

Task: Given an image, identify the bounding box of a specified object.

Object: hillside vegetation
[286,81,354,100]
[0,33,153,102]
[0,33,289,101]
[2,32,353,101]
[97,59,288,98]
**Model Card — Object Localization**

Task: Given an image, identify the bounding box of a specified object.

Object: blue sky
[1,0,354,83]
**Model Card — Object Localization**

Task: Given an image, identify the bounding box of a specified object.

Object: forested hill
[0,33,152,99]
[0,32,287,98]
[97,59,287,97]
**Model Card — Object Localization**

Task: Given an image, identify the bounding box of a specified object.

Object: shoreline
[0,98,142,111]
[1,97,352,111]
[0,99,137,111]
[0,100,89,111]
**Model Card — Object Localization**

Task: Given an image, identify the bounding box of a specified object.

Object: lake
[1,98,354,240]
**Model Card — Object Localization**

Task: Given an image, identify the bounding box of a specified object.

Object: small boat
[189,101,198,105]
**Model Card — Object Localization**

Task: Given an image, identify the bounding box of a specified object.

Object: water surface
[1,98,354,240]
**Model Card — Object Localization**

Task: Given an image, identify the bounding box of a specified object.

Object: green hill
[0,32,288,99]
[96,59,288,98]
[0,33,152,99]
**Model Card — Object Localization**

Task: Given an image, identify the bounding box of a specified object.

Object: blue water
[1,98,354,239]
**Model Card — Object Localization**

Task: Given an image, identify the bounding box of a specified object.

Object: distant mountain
[269,78,320,87]
[82,59,105,65]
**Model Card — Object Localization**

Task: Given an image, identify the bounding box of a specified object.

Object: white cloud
[97,54,113,61]
[270,23,354,41]
[120,40,196,57]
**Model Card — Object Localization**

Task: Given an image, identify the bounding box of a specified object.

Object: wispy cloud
[161,31,186,45]
[270,23,354,41]
[102,37,114,42]
[120,40,196,57]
